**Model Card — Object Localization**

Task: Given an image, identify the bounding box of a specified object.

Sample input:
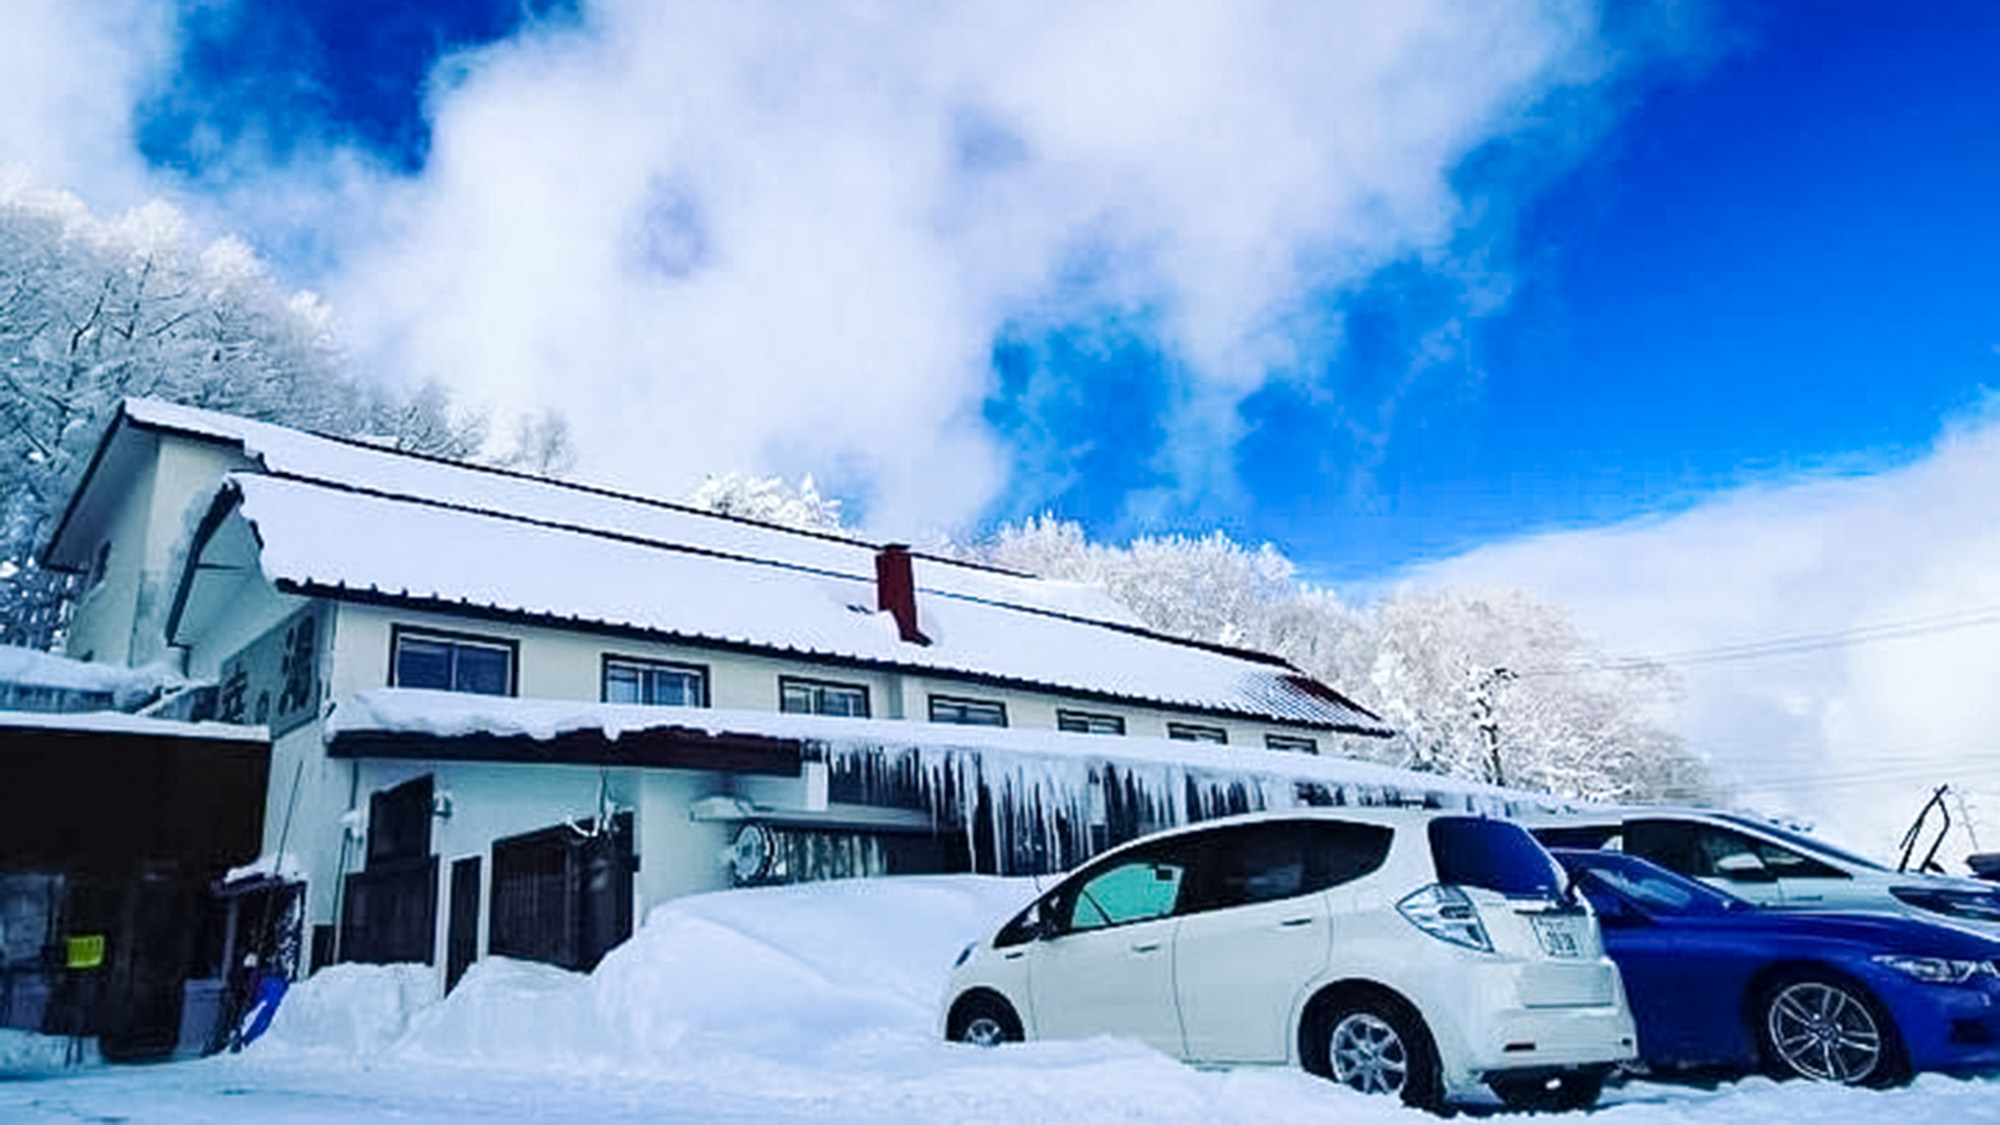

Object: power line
[1515,602,2000,678]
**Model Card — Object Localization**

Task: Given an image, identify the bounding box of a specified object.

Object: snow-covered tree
[0,176,501,647]
[689,472,852,537]
[962,516,1708,803]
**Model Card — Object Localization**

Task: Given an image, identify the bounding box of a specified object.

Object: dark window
[1181,821,1393,913]
[1265,734,1317,754]
[1430,817,1565,899]
[1626,819,1845,881]
[1058,710,1125,735]
[489,814,634,973]
[1532,824,1622,851]
[780,677,870,717]
[392,628,515,695]
[929,695,1007,726]
[1167,722,1228,744]
[602,657,708,707]
[367,775,434,868]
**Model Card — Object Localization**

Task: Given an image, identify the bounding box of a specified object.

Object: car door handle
[1130,941,1163,953]
[1280,917,1314,928]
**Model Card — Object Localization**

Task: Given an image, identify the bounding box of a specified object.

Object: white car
[1525,807,2000,936]
[940,809,1637,1111]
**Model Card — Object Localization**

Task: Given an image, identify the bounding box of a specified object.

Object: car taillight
[1398,884,1492,952]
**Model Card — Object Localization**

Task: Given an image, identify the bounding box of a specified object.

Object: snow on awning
[233,475,1384,730]
[325,690,1552,876]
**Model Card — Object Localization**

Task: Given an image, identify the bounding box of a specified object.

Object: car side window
[1181,821,1391,915]
[1063,855,1187,932]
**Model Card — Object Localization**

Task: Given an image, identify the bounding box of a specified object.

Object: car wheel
[1758,974,1907,1086]
[947,993,1022,1047]
[1310,995,1442,1110]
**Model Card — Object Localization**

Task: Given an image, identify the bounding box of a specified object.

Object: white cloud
[309,0,1613,533]
[0,0,170,206]
[1409,416,2000,865]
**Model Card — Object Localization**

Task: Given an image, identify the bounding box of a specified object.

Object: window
[1058,709,1125,735]
[1167,722,1228,744]
[1265,734,1317,754]
[929,695,1007,727]
[603,657,708,707]
[1064,854,1187,932]
[780,676,870,717]
[392,628,515,696]
[1181,821,1392,913]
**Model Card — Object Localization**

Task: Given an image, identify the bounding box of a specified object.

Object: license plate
[1531,916,1584,958]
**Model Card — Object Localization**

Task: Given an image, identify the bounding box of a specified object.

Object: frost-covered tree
[0,177,497,647]
[689,472,852,537]
[962,516,1708,803]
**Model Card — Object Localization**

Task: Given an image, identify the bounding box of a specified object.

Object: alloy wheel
[1329,1011,1410,1096]
[1766,979,1882,1083]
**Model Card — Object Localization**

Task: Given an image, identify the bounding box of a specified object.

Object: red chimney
[875,544,928,644]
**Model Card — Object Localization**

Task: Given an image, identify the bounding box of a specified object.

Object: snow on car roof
[231,474,1383,729]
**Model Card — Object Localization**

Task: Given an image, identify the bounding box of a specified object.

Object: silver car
[941,809,1637,1111]
[1525,807,2000,936]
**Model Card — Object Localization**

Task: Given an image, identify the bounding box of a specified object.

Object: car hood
[1649,907,2000,960]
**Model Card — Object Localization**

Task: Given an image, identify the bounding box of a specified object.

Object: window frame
[1265,733,1318,754]
[389,625,518,696]
[928,694,1008,727]
[778,675,872,718]
[1166,721,1229,744]
[1057,709,1126,735]
[600,654,710,708]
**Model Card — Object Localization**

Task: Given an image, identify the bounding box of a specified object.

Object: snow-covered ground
[6,876,2000,1123]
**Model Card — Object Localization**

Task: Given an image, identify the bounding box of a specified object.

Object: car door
[1174,821,1391,1063]
[1028,844,1189,1055]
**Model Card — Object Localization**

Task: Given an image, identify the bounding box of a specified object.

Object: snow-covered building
[31,399,1501,994]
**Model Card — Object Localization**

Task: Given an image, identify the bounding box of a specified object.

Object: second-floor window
[603,657,708,707]
[391,627,516,696]
[1265,734,1318,754]
[1167,722,1228,745]
[780,676,870,718]
[1058,709,1125,735]
[930,695,1007,727]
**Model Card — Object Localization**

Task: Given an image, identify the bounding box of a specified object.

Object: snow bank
[256,876,1036,1073]
[0,1029,95,1076]
[255,962,438,1057]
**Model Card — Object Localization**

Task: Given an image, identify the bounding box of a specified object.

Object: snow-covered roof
[119,397,1141,627]
[227,474,1381,729]
[0,707,267,741]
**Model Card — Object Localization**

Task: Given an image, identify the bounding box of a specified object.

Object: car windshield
[1560,851,1740,916]
[1712,813,1891,873]
[1430,817,1565,898]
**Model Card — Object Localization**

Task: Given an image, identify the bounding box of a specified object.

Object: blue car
[1551,848,2000,1086]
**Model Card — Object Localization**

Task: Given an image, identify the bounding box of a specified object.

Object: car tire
[1757,973,1909,1087]
[1307,993,1443,1111]
[947,992,1022,1047]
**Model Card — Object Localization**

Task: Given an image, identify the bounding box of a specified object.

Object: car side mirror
[1714,853,1777,883]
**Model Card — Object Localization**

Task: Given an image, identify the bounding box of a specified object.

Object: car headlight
[1871,954,2000,984]
[1398,884,1492,952]
[1890,885,2000,923]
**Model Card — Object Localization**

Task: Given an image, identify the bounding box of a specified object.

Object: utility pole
[1473,667,1515,788]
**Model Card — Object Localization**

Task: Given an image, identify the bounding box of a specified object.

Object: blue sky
[9,0,2000,842]
[9,1,1998,586]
